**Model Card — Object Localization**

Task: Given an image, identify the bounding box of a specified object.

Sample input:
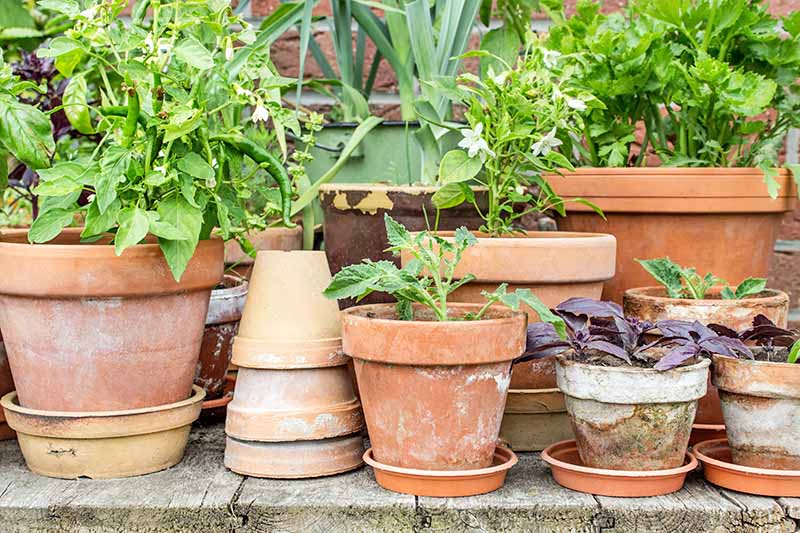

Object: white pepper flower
[542,49,562,69]
[566,97,587,111]
[251,103,270,123]
[457,123,495,162]
[532,127,563,157]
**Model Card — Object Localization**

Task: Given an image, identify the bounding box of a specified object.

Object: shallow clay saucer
[364,446,518,497]
[542,440,697,497]
[690,423,726,446]
[694,439,800,497]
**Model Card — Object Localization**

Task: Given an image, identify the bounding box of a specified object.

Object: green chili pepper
[132,0,151,25]
[212,134,295,228]
[121,80,140,148]
[99,106,148,130]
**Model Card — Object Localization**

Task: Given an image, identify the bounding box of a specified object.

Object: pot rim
[363,446,517,478]
[1,385,205,419]
[341,302,524,327]
[319,183,489,194]
[542,439,698,477]
[431,230,615,242]
[712,353,797,370]
[557,355,711,376]
[551,167,791,176]
[625,286,788,306]
[694,438,800,477]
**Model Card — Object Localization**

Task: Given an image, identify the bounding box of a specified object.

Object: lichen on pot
[713,349,800,470]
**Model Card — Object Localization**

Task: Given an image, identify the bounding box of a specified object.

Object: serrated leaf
[636,257,685,298]
[384,213,412,250]
[734,278,767,299]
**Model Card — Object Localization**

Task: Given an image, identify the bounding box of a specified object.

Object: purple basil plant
[517,297,752,371]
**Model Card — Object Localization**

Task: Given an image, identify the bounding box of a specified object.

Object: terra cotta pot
[549,168,797,302]
[624,286,790,426]
[0,330,14,440]
[196,275,248,401]
[712,354,800,470]
[320,184,488,306]
[341,303,526,471]
[0,229,223,412]
[556,356,709,471]
[223,226,303,278]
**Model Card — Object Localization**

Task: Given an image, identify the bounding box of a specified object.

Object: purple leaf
[708,323,738,338]
[654,344,700,371]
[699,336,753,358]
[556,298,623,319]
[655,320,695,337]
[586,339,632,364]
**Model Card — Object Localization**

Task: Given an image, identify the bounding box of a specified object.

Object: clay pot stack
[224,251,365,478]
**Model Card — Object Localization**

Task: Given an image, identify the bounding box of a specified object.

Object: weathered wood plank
[417,454,597,533]
[0,423,243,533]
[719,489,797,532]
[234,439,417,533]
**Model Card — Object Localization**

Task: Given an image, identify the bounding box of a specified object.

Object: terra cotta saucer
[364,446,517,497]
[542,440,697,497]
[694,439,800,497]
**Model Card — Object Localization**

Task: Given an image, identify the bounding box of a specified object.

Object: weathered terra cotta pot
[713,354,800,470]
[320,184,488,306]
[0,228,223,412]
[404,230,615,451]
[341,303,526,471]
[0,330,15,440]
[224,250,365,478]
[1,385,205,479]
[549,168,797,303]
[196,275,248,403]
[624,286,790,427]
[556,356,710,470]
[223,226,303,278]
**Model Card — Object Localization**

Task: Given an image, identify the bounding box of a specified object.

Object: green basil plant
[22,0,303,280]
[543,0,800,194]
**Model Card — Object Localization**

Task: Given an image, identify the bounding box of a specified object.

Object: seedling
[636,258,766,300]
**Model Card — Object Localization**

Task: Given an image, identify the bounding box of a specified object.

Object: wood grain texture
[0,424,797,532]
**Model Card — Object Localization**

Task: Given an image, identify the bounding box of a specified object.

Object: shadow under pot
[0,330,14,439]
[0,228,223,411]
[712,352,800,470]
[556,355,710,470]
[341,303,526,471]
[623,287,790,427]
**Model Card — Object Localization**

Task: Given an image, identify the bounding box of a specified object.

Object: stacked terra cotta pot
[224,250,365,477]
[0,229,220,479]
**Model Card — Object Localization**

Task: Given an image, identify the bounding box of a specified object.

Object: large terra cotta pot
[341,303,526,471]
[549,168,797,302]
[0,229,223,412]
[556,356,710,471]
[713,354,800,470]
[624,287,790,426]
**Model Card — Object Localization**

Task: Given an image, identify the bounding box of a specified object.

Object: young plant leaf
[636,258,685,298]
[733,278,767,299]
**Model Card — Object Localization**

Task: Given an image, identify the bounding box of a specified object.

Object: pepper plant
[26,0,299,280]
[637,257,767,300]
[544,0,800,194]
[324,214,566,327]
[427,40,602,236]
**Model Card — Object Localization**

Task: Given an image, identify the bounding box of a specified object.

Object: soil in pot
[341,303,526,471]
[556,353,710,470]
[549,168,796,302]
[713,350,800,470]
[0,228,223,412]
[196,275,248,401]
[624,287,790,428]
[320,185,489,307]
